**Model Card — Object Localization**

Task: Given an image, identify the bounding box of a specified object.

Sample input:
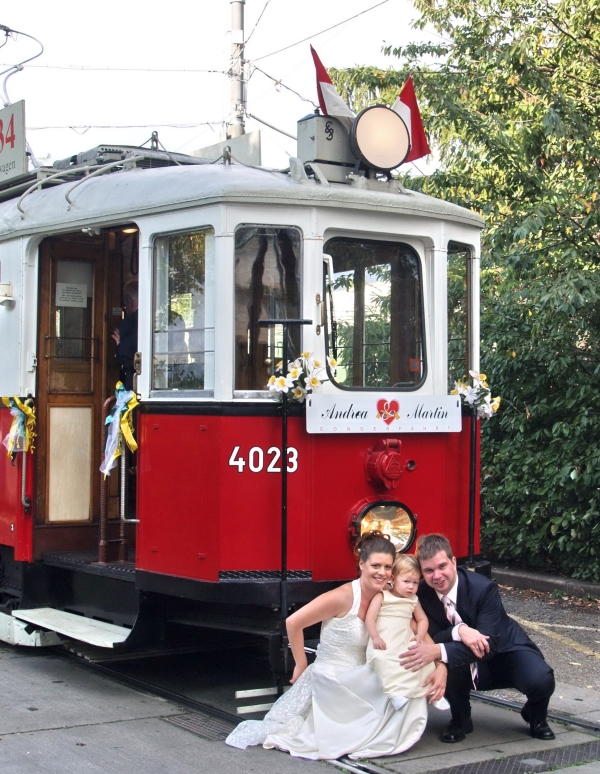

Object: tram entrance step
[11,608,130,648]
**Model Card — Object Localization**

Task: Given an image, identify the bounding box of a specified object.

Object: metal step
[12,608,130,648]
[0,611,63,647]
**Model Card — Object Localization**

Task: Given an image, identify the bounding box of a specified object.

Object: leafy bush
[331,0,600,579]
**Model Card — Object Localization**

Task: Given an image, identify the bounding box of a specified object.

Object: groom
[400,534,555,743]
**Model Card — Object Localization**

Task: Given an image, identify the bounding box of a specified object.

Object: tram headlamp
[352,501,416,553]
[349,106,411,173]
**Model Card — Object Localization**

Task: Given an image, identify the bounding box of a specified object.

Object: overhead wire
[27,121,223,131]
[15,2,401,162]
[245,0,273,44]
[251,0,390,62]
[174,123,223,153]
[249,65,317,107]
[0,63,226,73]
[245,111,297,140]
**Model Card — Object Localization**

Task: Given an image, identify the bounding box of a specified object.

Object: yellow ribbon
[120,391,138,454]
[1,396,36,456]
[101,382,138,477]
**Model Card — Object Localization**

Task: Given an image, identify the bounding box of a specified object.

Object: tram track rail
[53,648,240,727]
[331,693,600,774]
[54,650,600,774]
[471,691,600,735]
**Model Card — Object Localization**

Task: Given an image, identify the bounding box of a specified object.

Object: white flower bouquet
[451,370,501,420]
[267,352,334,403]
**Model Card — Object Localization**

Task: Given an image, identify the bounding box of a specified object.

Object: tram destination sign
[0,101,27,183]
[306,394,462,434]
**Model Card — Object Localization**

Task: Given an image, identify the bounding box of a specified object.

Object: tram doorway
[33,228,139,560]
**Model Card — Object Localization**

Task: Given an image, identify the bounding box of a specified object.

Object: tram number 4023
[228,445,298,473]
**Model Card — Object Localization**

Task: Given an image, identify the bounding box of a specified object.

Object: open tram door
[33,227,139,565]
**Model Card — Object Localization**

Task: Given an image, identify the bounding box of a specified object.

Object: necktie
[442,595,478,686]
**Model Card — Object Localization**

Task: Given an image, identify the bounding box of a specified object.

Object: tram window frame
[151,227,215,397]
[323,237,427,392]
[233,224,303,397]
[447,241,472,389]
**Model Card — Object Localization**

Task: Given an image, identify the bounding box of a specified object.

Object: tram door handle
[317,253,334,336]
[315,294,326,335]
[133,351,142,394]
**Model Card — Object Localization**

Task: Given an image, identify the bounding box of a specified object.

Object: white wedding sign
[306,394,462,434]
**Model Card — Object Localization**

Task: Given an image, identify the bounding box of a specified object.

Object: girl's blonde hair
[392,554,421,578]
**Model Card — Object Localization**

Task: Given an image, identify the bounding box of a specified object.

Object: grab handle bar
[65,155,145,209]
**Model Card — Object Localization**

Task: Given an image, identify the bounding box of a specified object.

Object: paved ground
[500,585,600,693]
[1,572,600,774]
[0,644,325,774]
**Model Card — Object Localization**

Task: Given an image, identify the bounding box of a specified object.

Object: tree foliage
[331,0,600,579]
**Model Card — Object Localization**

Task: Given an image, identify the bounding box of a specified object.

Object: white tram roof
[0,162,484,240]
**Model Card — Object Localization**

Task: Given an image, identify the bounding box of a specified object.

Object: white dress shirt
[435,576,464,663]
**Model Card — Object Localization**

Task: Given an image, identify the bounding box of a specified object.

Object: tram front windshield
[325,238,425,390]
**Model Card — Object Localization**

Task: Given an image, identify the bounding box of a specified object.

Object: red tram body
[136,414,478,584]
[0,112,483,666]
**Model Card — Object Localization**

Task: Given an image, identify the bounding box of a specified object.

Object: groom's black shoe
[520,705,555,740]
[441,717,474,743]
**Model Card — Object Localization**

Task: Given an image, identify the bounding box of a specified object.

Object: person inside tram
[111,280,138,391]
[401,534,556,743]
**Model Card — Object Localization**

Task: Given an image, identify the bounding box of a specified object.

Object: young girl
[366,554,449,711]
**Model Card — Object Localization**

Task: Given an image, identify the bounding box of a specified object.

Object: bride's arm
[287,585,352,684]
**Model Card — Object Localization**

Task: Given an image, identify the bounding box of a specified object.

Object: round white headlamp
[350,105,411,172]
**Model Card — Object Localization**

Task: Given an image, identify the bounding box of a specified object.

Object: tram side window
[153,229,215,393]
[235,226,302,392]
[447,242,471,389]
[325,238,425,390]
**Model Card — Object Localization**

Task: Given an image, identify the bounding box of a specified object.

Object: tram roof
[0,162,484,240]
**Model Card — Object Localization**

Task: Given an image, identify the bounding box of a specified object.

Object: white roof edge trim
[0,164,485,241]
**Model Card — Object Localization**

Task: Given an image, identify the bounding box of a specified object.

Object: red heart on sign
[376,399,399,425]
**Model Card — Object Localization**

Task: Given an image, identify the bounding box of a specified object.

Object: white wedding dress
[226,579,428,760]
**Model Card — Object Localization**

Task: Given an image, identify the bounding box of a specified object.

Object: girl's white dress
[226,579,428,760]
[367,591,435,700]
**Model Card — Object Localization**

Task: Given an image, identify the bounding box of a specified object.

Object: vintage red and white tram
[0,112,483,669]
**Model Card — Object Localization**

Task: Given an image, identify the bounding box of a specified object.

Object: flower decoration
[267,352,333,403]
[451,370,501,420]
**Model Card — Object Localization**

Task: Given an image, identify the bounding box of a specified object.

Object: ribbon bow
[2,396,36,458]
[99,382,138,477]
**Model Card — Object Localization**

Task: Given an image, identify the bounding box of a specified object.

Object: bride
[226,531,447,760]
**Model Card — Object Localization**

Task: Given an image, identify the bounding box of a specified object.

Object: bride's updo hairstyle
[355,530,396,564]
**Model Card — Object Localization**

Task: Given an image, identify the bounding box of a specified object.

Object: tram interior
[33,226,140,567]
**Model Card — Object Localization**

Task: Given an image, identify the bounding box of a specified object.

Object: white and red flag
[392,76,431,163]
[310,45,355,131]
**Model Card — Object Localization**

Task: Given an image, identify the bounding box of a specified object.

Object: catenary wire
[245,0,273,44]
[26,122,223,131]
[0,63,226,73]
[250,65,317,107]
[251,0,390,62]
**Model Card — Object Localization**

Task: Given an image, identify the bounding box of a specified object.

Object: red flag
[310,46,355,130]
[392,76,431,163]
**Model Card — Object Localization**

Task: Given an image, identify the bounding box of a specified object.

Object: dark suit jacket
[116,309,138,390]
[417,567,540,670]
